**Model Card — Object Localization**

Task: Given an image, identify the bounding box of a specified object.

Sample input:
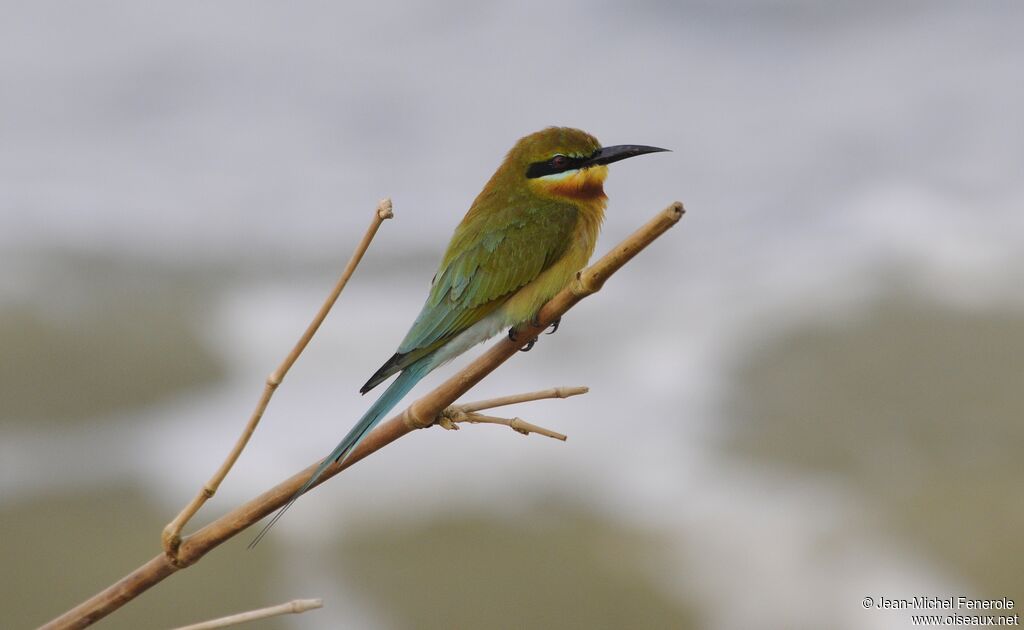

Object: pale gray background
[3,2,1022,628]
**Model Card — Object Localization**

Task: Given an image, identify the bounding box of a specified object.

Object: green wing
[360,202,577,393]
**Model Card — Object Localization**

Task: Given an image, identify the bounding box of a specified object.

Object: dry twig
[460,413,567,441]
[170,598,323,630]
[454,385,589,413]
[161,199,393,556]
[42,201,684,630]
[435,385,590,440]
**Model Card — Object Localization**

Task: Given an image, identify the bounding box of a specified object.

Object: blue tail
[249,360,431,547]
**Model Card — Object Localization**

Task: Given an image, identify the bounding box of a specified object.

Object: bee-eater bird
[252,127,666,544]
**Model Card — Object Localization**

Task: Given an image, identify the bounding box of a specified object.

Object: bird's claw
[519,337,539,352]
[510,317,558,351]
[528,314,561,335]
[508,327,537,349]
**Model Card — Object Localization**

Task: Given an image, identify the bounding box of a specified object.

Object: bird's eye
[550,155,569,169]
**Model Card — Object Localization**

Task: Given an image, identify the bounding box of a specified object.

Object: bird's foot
[528,315,561,335]
[509,329,540,350]
[519,337,539,352]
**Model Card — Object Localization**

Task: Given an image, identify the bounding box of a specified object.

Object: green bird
[253,127,666,543]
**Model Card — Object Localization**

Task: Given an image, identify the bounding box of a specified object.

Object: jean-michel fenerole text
[876,596,1015,611]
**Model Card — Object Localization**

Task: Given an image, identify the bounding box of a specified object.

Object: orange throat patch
[545,166,609,201]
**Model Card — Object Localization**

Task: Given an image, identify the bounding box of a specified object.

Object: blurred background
[2,2,1022,628]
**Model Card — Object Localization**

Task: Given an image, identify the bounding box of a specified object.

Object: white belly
[424,308,511,370]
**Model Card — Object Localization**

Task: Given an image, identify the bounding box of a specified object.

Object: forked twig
[170,598,323,630]
[161,199,394,557]
[435,386,589,440]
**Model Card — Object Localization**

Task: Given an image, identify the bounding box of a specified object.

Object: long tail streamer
[248,362,431,548]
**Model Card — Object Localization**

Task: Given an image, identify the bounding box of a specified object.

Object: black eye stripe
[525,154,589,179]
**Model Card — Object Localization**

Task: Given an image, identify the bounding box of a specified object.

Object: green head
[496,127,668,201]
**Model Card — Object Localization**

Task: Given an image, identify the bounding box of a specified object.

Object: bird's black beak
[583,144,670,167]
